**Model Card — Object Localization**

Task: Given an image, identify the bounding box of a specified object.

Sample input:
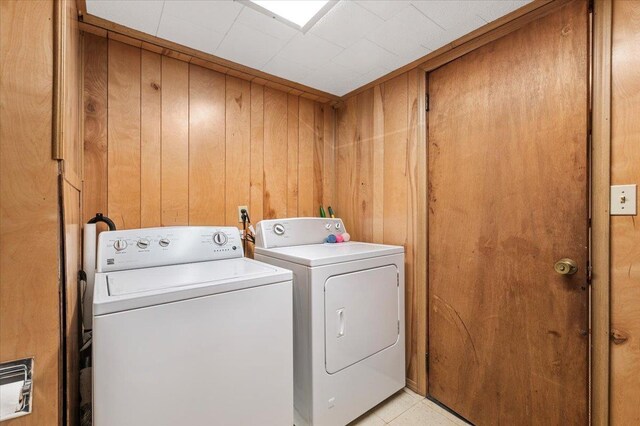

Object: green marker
[320,206,326,218]
[328,206,335,218]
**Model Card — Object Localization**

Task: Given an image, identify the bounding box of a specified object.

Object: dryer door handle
[337,308,345,338]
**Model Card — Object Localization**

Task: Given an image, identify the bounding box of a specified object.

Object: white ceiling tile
[355,0,410,20]
[301,61,362,96]
[278,33,344,69]
[216,22,285,69]
[86,0,163,35]
[161,0,242,35]
[475,1,529,23]
[310,1,384,48]
[263,55,313,84]
[157,14,226,54]
[235,6,298,41]
[332,38,399,74]
[367,5,440,60]
[359,66,392,84]
[410,1,486,33]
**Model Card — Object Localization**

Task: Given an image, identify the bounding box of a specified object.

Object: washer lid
[254,241,404,267]
[93,258,292,315]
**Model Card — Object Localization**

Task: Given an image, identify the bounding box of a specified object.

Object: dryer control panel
[97,226,243,272]
[255,218,347,249]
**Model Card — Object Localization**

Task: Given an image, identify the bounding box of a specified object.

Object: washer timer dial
[212,232,228,246]
[273,224,285,236]
[113,239,128,251]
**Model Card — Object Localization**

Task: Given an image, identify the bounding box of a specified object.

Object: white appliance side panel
[324,265,399,374]
[254,254,313,426]
[92,282,293,426]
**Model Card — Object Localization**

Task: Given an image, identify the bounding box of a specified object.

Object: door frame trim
[591,0,612,424]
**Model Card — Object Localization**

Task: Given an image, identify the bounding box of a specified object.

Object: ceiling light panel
[245,0,336,32]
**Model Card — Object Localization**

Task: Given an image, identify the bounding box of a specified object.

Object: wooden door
[427,1,589,424]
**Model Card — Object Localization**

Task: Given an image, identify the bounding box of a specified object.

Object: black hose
[87,213,116,230]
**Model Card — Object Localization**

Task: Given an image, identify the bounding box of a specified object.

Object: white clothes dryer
[254,218,405,426]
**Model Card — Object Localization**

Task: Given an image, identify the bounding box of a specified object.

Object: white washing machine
[92,226,293,426]
[254,218,405,426]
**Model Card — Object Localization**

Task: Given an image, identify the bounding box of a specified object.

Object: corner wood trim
[591,0,612,424]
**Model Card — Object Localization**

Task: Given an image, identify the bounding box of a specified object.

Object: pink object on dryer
[335,234,344,243]
[341,232,351,242]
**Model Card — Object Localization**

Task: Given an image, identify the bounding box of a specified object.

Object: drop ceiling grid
[86,0,530,96]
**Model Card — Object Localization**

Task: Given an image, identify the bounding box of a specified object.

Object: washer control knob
[325,223,332,230]
[113,239,127,251]
[137,239,150,249]
[273,224,285,236]
[158,238,170,247]
[335,222,342,230]
[213,232,227,246]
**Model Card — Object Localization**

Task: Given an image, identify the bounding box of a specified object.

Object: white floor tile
[349,410,387,426]
[402,387,425,401]
[422,399,470,426]
[388,402,454,426]
[372,390,421,423]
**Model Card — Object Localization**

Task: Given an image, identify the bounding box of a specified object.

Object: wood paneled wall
[83,34,335,230]
[611,0,640,424]
[0,1,62,424]
[336,69,427,394]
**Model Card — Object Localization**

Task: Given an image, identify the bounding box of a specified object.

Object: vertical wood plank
[415,69,428,396]
[313,103,325,215]
[189,64,226,225]
[60,0,83,187]
[225,75,251,226]
[382,74,408,247]
[287,94,299,217]
[591,1,612,423]
[250,82,264,223]
[372,85,385,243]
[83,33,108,224]
[108,39,141,229]
[161,56,189,225]
[405,69,426,392]
[298,97,315,216]
[263,87,288,218]
[322,104,335,209]
[63,181,81,425]
[336,97,357,236]
[140,50,161,227]
[355,90,374,241]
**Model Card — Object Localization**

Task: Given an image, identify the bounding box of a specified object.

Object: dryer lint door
[324,265,399,374]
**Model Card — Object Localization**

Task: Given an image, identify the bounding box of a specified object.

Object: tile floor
[348,388,470,426]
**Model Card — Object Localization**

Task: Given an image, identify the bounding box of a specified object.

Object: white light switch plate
[611,184,637,215]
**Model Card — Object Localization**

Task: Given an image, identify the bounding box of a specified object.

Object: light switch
[611,184,637,215]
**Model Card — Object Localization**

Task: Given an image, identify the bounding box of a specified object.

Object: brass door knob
[554,258,578,275]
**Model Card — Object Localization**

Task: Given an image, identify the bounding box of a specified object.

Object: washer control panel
[255,218,347,249]
[97,226,242,272]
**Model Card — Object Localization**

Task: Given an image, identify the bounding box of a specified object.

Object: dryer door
[324,265,399,374]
